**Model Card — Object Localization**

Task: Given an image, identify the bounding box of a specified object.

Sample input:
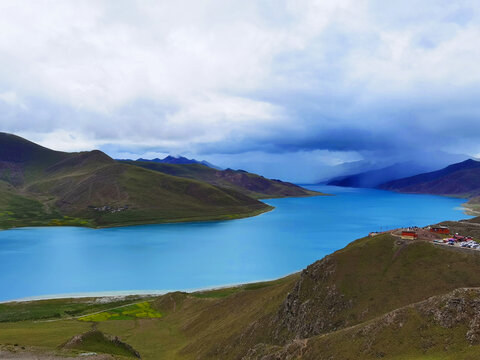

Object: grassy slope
[323,234,480,326]
[0,133,276,229]
[0,296,152,322]
[3,235,480,359]
[0,277,298,359]
[26,158,270,227]
[120,160,323,199]
[291,288,480,360]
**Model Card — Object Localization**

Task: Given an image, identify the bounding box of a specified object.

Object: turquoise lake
[0,186,472,302]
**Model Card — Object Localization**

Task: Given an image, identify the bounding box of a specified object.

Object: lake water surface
[0,186,472,302]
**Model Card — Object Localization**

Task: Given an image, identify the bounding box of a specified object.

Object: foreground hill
[2,230,480,359]
[121,160,320,199]
[0,133,321,229]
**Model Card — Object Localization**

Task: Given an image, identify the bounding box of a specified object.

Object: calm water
[0,186,472,302]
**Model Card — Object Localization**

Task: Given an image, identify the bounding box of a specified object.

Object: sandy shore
[0,273,297,304]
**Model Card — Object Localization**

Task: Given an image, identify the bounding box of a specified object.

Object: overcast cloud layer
[0,0,479,182]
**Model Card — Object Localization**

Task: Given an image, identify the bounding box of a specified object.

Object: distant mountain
[378,159,480,197]
[136,155,221,169]
[121,160,321,199]
[326,162,434,188]
[323,152,469,188]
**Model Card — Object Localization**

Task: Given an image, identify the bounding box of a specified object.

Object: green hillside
[121,160,322,199]
[1,132,304,229]
[2,231,480,359]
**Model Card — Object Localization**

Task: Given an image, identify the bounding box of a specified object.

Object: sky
[0,0,480,182]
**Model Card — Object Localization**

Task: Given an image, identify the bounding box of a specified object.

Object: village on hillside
[370,225,480,251]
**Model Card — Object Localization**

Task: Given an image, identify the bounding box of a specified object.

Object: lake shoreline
[0,192,328,232]
[0,273,300,304]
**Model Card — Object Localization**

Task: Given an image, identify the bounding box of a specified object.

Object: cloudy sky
[0,0,479,182]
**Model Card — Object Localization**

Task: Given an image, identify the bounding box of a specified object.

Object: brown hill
[121,160,321,199]
[1,132,304,229]
[378,159,480,196]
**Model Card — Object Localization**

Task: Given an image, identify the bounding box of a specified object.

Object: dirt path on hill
[169,294,176,312]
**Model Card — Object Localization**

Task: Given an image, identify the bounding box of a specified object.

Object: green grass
[0,188,58,229]
[0,158,273,230]
[79,302,162,322]
[121,160,324,199]
[0,296,150,322]
[0,321,90,348]
[191,277,294,298]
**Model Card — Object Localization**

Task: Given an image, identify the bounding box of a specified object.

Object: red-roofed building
[430,226,450,235]
[401,230,418,240]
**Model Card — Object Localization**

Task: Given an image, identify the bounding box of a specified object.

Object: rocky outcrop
[247,288,480,359]
[273,255,352,341]
[419,288,480,345]
[63,330,141,358]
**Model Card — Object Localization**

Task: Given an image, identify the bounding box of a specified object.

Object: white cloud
[0,0,480,180]
[0,91,26,109]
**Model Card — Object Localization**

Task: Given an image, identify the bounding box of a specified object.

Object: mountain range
[0,132,320,229]
[120,160,317,199]
[378,159,480,195]
[376,159,480,213]
[136,155,221,169]
[326,162,435,188]
[323,157,480,216]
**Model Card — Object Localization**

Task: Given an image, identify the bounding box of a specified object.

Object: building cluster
[400,225,480,251]
[90,205,129,213]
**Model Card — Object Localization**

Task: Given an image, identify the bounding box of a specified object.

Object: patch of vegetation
[79,302,162,322]
[47,216,92,226]
[0,190,57,229]
[0,297,148,322]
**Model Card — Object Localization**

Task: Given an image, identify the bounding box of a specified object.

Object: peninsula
[0,133,322,230]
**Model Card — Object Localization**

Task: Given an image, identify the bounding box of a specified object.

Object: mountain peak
[136,155,220,169]
[0,132,66,163]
